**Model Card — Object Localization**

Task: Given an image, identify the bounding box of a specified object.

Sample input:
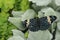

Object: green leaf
[55,12,60,21]
[41,7,56,16]
[12,29,24,38]
[38,11,44,18]
[8,36,24,40]
[8,17,26,30]
[55,0,60,6]
[21,9,36,21]
[29,0,52,6]
[32,4,41,12]
[12,11,24,17]
[27,30,52,40]
[55,30,60,40]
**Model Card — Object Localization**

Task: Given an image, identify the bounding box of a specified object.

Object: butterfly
[22,16,57,32]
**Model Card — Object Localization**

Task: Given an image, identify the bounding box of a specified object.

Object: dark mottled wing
[28,18,39,32]
[38,17,51,30]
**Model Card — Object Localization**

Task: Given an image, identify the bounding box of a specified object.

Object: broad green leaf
[55,12,60,21]
[49,0,57,9]
[8,17,26,30]
[27,30,52,40]
[8,36,24,40]
[12,11,24,17]
[55,30,60,40]
[41,7,56,16]
[32,4,41,12]
[12,29,24,38]
[55,0,60,6]
[29,0,52,6]
[56,7,60,12]
[21,9,36,21]
[38,11,44,18]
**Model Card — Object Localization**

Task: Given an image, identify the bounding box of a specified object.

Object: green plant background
[0,0,30,40]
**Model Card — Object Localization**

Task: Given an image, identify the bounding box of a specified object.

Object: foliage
[0,0,17,40]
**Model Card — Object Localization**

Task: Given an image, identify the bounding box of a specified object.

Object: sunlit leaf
[55,30,60,40]
[8,36,24,40]
[55,12,60,21]
[38,11,44,18]
[21,9,36,21]
[8,17,26,30]
[41,7,56,16]
[32,4,41,12]
[29,0,52,6]
[12,11,24,17]
[27,30,52,40]
[55,0,60,6]
[12,29,24,38]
